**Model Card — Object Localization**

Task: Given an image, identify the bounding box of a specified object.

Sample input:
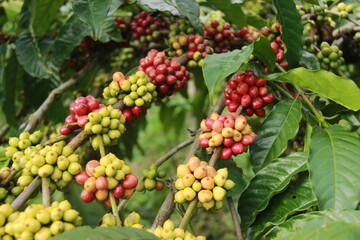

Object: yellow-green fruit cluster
[99,213,117,227]
[316,42,344,71]
[0,167,25,204]
[333,2,355,17]
[206,10,225,25]
[84,106,126,150]
[169,19,195,38]
[103,71,157,107]
[93,73,111,88]
[123,212,143,229]
[0,201,82,240]
[174,156,235,210]
[110,48,136,71]
[149,219,206,240]
[141,164,166,191]
[167,35,188,57]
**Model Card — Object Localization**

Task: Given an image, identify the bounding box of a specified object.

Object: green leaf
[250,99,302,172]
[274,220,360,240]
[64,182,107,227]
[273,0,303,68]
[246,15,266,29]
[252,36,276,71]
[249,173,317,239]
[1,45,20,128]
[299,50,320,70]
[203,46,253,102]
[29,0,64,37]
[15,31,52,79]
[308,125,360,210]
[49,14,91,69]
[264,68,360,111]
[108,0,124,15]
[51,226,159,240]
[238,152,308,229]
[1,0,24,21]
[72,0,113,40]
[207,0,246,28]
[302,0,319,4]
[269,209,360,238]
[214,158,247,197]
[139,0,202,33]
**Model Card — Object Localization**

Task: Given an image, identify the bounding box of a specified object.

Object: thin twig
[43,134,70,146]
[110,192,122,226]
[226,197,244,240]
[11,176,41,211]
[209,148,221,167]
[20,62,96,133]
[151,192,175,229]
[178,199,198,229]
[41,177,51,207]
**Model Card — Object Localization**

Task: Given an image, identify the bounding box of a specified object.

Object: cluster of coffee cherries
[138,49,190,98]
[0,201,82,240]
[167,35,189,57]
[316,42,344,71]
[269,23,289,70]
[123,212,206,240]
[110,47,136,71]
[206,10,226,25]
[0,167,24,204]
[129,11,170,46]
[83,106,126,150]
[235,27,261,43]
[16,140,81,191]
[60,96,105,136]
[99,213,117,227]
[114,17,131,40]
[76,153,138,205]
[139,164,166,191]
[199,112,257,160]
[224,71,274,117]
[103,71,157,108]
[185,34,214,68]
[169,19,195,38]
[203,20,235,53]
[174,156,235,210]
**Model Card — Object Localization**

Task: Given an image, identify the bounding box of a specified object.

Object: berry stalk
[227,196,244,240]
[10,176,41,211]
[109,192,122,226]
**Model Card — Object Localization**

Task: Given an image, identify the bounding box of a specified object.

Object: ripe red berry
[95,176,108,190]
[223,137,234,147]
[244,107,254,116]
[199,138,209,148]
[80,189,95,203]
[228,80,238,89]
[236,83,249,95]
[60,125,71,135]
[255,108,266,117]
[75,172,90,185]
[88,100,99,111]
[262,94,274,104]
[241,94,252,107]
[220,147,233,160]
[251,97,263,109]
[242,135,254,145]
[113,184,125,199]
[228,101,240,112]
[74,103,88,116]
[123,174,138,189]
[77,115,89,128]
[231,142,245,154]
[248,86,259,98]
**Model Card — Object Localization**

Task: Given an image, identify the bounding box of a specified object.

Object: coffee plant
[1,0,360,239]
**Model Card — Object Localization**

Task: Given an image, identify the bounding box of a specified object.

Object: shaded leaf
[273,0,303,68]
[249,173,317,239]
[264,68,360,111]
[246,15,266,29]
[250,99,302,172]
[16,31,53,79]
[238,152,308,229]
[203,47,253,102]
[49,14,91,69]
[72,0,113,40]
[299,50,320,70]
[29,0,64,37]
[108,0,124,15]
[253,36,276,71]
[207,0,246,28]
[308,125,360,210]
[51,226,159,240]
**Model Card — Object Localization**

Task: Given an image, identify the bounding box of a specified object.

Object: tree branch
[11,176,41,211]
[42,177,51,207]
[20,61,97,133]
[227,197,244,240]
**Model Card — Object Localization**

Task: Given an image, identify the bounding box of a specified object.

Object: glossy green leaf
[238,152,308,229]
[29,0,63,37]
[72,0,113,40]
[1,45,19,127]
[15,31,52,79]
[308,125,360,210]
[269,209,360,238]
[108,0,124,15]
[49,14,91,69]
[273,0,303,68]
[214,158,247,197]
[250,99,302,172]
[139,0,202,33]
[207,0,246,27]
[299,50,320,70]
[253,36,276,71]
[51,226,159,240]
[249,173,317,239]
[203,46,253,102]
[264,68,360,111]
[1,0,23,21]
